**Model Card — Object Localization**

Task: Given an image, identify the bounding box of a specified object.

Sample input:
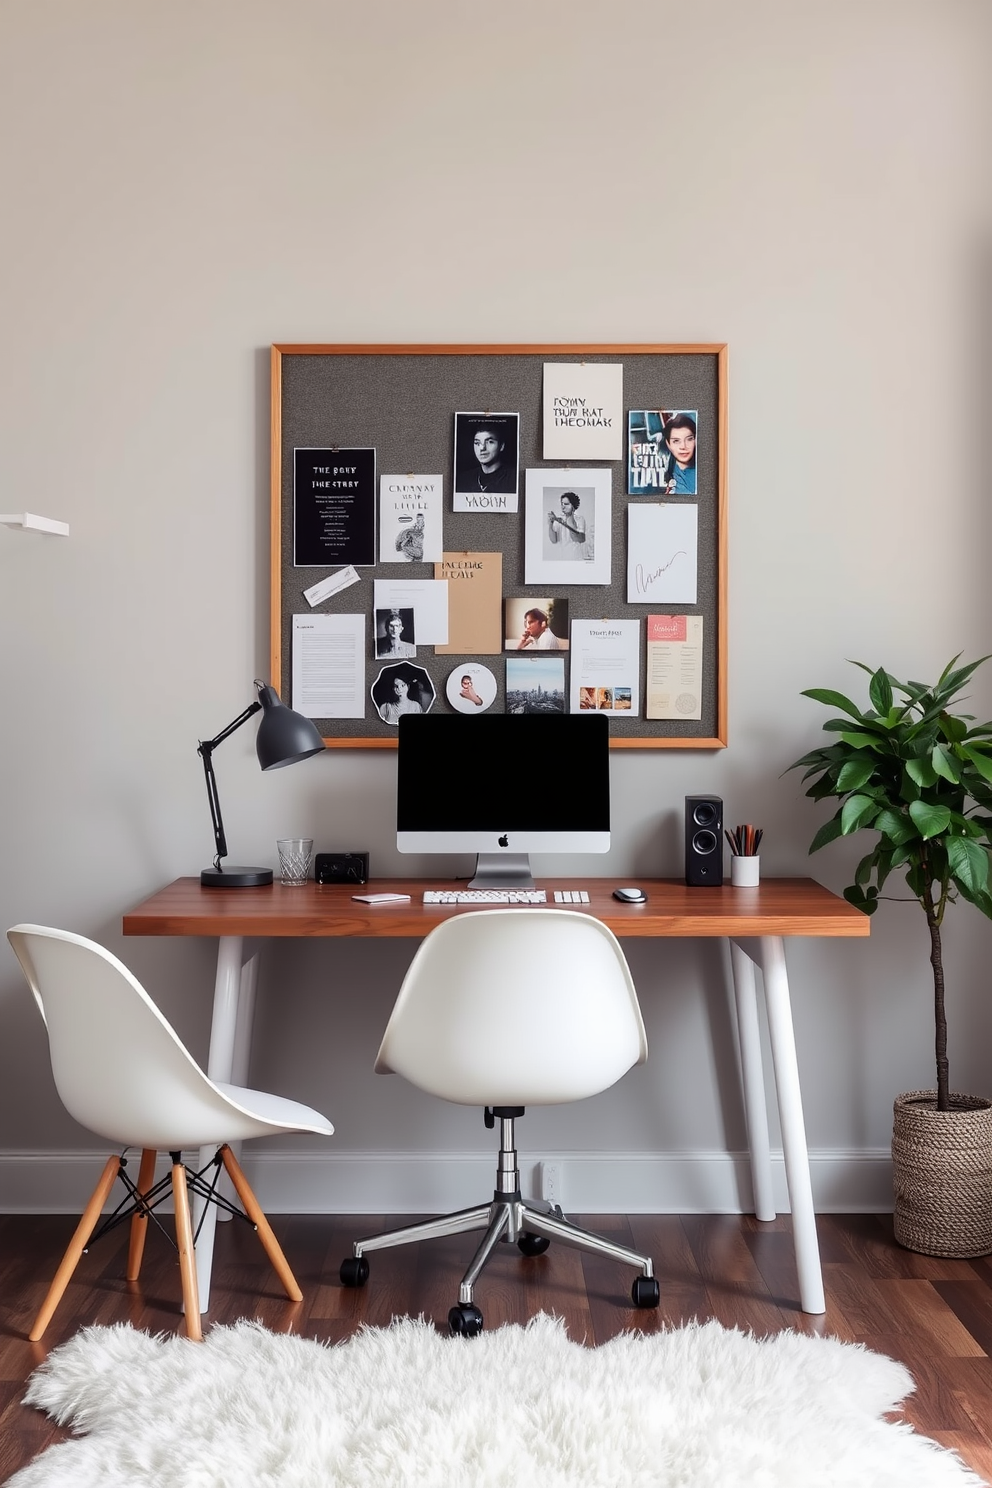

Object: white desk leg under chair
[193,935,259,1312]
[729,940,776,1223]
[730,935,825,1315]
[215,944,259,1220]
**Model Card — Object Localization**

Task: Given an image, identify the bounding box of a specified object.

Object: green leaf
[869,668,893,715]
[936,654,991,700]
[840,794,879,834]
[906,756,938,789]
[874,808,916,845]
[842,885,877,915]
[801,688,865,721]
[908,800,952,839]
[809,817,844,854]
[807,775,842,802]
[839,731,887,751]
[931,745,961,783]
[961,744,992,785]
[835,758,878,792]
[946,837,989,895]
[940,715,968,744]
[854,852,876,887]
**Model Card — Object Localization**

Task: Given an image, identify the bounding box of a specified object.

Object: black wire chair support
[84,1148,256,1253]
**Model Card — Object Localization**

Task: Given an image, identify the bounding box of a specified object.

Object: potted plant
[790,655,992,1257]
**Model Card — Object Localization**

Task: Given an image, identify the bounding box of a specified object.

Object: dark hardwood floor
[2,1211,992,1482]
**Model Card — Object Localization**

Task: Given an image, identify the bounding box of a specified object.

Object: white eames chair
[340,909,659,1334]
[7,924,334,1341]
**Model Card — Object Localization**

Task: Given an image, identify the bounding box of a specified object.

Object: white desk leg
[729,940,776,1222]
[193,935,244,1312]
[735,935,824,1315]
[216,948,259,1221]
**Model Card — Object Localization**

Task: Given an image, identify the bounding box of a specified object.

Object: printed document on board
[569,619,640,716]
[292,613,365,718]
[646,614,703,720]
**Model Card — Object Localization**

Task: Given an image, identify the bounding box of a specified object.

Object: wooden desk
[124,877,868,1316]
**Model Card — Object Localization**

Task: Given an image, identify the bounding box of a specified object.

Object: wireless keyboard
[421,889,591,905]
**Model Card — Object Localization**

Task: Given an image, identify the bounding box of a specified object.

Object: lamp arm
[197,700,262,871]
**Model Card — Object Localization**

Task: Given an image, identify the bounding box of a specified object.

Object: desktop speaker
[315,852,369,885]
[685,795,723,887]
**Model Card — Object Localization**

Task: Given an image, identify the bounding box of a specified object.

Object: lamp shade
[255,684,325,770]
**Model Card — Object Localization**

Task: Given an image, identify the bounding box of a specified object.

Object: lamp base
[200,866,273,888]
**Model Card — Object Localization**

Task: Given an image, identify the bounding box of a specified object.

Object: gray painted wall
[2,1,991,1209]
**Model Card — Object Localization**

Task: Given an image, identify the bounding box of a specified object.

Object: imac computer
[396,712,610,887]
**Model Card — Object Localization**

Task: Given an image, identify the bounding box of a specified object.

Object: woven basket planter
[892,1090,992,1257]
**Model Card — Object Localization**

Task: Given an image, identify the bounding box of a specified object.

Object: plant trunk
[926,899,949,1112]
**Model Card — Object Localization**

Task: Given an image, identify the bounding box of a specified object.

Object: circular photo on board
[371,663,436,727]
[445,663,497,714]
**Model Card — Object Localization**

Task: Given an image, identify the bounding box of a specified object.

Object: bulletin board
[270,343,728,748]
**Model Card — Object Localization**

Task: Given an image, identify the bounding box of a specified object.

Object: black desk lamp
[198,679,325,887]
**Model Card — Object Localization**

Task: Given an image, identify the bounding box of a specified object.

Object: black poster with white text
[293,447,376,567]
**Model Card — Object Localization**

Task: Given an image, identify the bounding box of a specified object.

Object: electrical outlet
[538,1161,562,1208]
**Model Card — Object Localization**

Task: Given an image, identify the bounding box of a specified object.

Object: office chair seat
[341,909,659,1334]
[7,924,334,1341]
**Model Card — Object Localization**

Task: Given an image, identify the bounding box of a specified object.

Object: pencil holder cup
[731,855,760,887]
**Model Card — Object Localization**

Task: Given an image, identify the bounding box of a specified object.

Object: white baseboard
[0,1148,894,1215]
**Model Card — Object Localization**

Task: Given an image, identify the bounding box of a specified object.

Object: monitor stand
[468,853,536,889]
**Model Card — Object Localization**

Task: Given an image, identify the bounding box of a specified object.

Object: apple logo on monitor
[498,834,509,847]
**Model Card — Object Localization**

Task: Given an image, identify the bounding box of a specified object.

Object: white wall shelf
[0,512,70,536]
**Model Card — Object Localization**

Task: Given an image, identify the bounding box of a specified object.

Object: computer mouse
[613,886,647,903]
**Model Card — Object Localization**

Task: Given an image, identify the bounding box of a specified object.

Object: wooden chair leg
[125,1148,158,1281]
[171,1159,202,1341]
[30,1155,121,1342]
[219,1144,303,1302]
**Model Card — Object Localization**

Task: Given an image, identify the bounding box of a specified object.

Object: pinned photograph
[627,410,698,496]
[371,663,436,726]
[453,412,520,512]
[445,663,497,714]
[524,468,611,586]
[506,655,566,715]
[374,607,417,659]
[504,596,569,652]
[379,474,443,564]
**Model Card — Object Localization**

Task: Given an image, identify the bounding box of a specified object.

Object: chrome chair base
[341,1111,657,1320]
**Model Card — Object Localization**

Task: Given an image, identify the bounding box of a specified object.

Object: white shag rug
[8,1314,984,1488]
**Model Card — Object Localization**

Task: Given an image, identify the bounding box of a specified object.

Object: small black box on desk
[315,852,370,885]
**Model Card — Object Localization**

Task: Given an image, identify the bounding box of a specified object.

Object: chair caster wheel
[632,1275,660,1309]
[339,1256,370,1288]
[448,1303,484,1336]
[517,1232,551,1257]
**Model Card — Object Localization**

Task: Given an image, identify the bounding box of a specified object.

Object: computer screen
[396,712,610,885]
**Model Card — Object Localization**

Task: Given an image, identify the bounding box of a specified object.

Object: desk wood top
[122,877,869,940]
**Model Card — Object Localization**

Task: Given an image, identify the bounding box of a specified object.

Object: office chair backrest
[7,924,267,1150]
[375,909,648,1105]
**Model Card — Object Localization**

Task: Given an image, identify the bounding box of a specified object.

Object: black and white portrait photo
[453,412,520,512]
[370,663,436,727]
[374,607,417,660]
[524,467,612,586]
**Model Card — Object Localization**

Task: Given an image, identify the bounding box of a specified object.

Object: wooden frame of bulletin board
[270,343,728,749]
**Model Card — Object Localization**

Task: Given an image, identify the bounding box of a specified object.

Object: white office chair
[339,908,659,1334]
[7,924,334,1341]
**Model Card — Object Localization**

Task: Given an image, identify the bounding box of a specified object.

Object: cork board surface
[272,345,727,747]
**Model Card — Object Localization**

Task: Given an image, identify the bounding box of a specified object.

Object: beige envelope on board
[433,552,502,655]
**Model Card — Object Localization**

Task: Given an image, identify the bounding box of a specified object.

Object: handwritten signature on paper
[634,553,687,595]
